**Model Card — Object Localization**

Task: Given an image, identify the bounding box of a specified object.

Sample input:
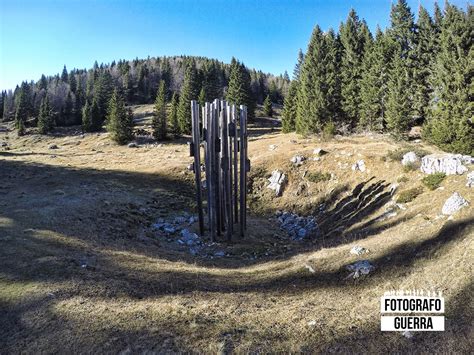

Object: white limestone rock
[401,151,419,166]
[352,160,366,172]
[441,192,469,215]
[420,154,469,175]
[267,170,287,196]
[466,171,474,187]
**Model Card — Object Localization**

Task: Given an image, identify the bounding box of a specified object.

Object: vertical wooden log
[221,103,232,241]
[232,105,239,222]
[239,105,248,237]
[191,101,204,236]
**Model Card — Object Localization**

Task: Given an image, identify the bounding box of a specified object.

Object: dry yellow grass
[0,113,473,353]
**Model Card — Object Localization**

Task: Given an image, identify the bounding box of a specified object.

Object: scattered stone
[178,229,201,246]
[128,142,138,148]
[346,260,375,279]
[214,250,225,257]
[466,171,474,187]
[313,157,320,161]
[350,246,369,256]
[1,142,7,147]
[290,155,306,166]
[277,212,319,240]
[313,148,326,156]
[187,163,194,171]
[305,264,316,273]
[441,192,469,215]
[401,152,419,166]
[420,154,469,175]
[351,160,366,172]
[308,320,317,327]
[402,330,414,339]
[269,144,277,151]
[48,144,58,149]
[267,170,287,196]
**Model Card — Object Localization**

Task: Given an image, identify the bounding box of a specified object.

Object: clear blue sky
[0,0,467,91]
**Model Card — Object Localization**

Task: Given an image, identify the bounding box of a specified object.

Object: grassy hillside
[0,112,472,353]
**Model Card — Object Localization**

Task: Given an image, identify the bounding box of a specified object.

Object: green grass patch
[396,187,424,203]
[397,176,409,183]
[403,162,419,172]
[307,171,331,183]
[422,173,446,190]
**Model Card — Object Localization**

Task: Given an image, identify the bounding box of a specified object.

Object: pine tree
[295,26,336,134]
[64,91,74,125]
[386,54,411,135]
[170,92,180,136]
[106,89,133,144]
[423,3,473,154]
[411,6,437,123]
[177,60,199,134]
[324,28,343,124]
[68,71,77,93]
[339,9,368,126]
[293,49,304,80]
[82,100,93,132]
[152,80,167,140]
[61,65,69,83]
[38,96,54,134]
[15,84,28,135]
[282,81,298,132]
[198,87,206,107]
[263,94,273,117]
[226,58,256,121]
[359,28,395,130]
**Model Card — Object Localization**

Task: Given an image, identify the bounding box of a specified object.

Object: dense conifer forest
[283,0,473,154]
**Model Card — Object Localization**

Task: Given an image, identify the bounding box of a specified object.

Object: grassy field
[0,109,473,353]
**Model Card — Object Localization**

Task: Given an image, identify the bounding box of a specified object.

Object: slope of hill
[0,113,472,352]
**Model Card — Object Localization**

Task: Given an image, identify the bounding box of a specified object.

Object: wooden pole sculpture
[190,100,249,241]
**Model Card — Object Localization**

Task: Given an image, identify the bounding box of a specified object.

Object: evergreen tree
[293,49,304,80]
[295,26,336,133]
[69,71,77,93]
[177,60,199,134]
[198,87,206,107]
[93,70,114,124]
[339,9,367,126]
[324,28,343,124]
[423,3,473,154]
[282,81,297,132]
[63,91,74,125]
[201,60,220,101]
[359,28,395,130]
[412,6,437,123]
[82,100,93,132]
[385,54,411,135]
[226,58,255,121]
[152,80,167,140]
[263,94,273,117]
[15,84,28,135]
[61,65,69,83]
[38,96,54,134]
[106,89,133,144]
[0,91,4,120]
[170,92,180,136]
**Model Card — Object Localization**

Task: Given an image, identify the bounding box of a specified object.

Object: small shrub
[386,146,429,162]
[397,176,409,183]
[307,171,331,183]
[403,162,419,172]
[422,173,446,190]
[396,187,423,203]
[322,122,336,140]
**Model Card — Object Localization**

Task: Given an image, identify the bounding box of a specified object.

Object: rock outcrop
[441,192,469,215]
[267,170,287,196]
[401,151,420,166]
[420,154,471,175]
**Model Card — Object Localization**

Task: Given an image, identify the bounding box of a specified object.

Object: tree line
[1,55,290,140]
[282,1,473,155]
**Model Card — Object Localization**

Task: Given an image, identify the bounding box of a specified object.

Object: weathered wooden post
[189,100,249,241]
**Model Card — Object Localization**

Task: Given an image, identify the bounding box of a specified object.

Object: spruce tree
[339,9,367,126]
[282,81,298,132]
[359,28,395,131]
[170,92,180,136]
[292,49,304,80]
[423,3,473,154]
[64,91,74,125]
[385,53,411,135]
[106,89,133,144]
[263,94,273,117]
[226,58,256,121]
[38,96,54,134]
[198,87,206,107]
[152,80,167,140]
[177,60,199,134]
[15,85,28,135]
[82,100,93,132]
[324,28,343,124]
[61,65,68,83]
[94,70,114,124]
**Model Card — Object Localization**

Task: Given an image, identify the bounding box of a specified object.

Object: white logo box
[380,296,445,313]
[381,316,445,331]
